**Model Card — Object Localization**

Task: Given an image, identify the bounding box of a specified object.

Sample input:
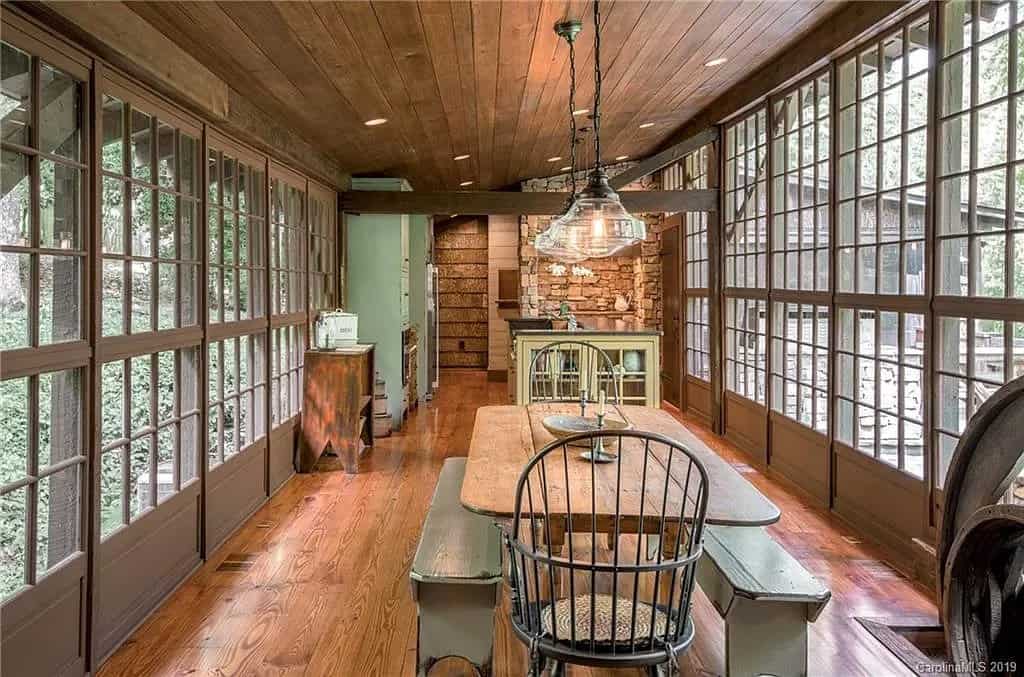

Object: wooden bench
[410,458,503,677]
[695,525,831,677]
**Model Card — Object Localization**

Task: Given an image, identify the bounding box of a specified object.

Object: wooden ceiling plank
[471,0,502,189]
[309,2,421,179]
[491,0,542,187]
[604,0,779,156]
[450,1,481,186]
[599,0,761,157]
[372,0,460,190]
[520,0,644,183]
[502,0,570,186]
[214,1,378,164]
[503,0,577,183]
[134,1,358,171]
[512,0,592,184]
[276,1,420,179]
[418,1,474,187]
[610,0,819,157]
[340,188,718,215]
[659,1,909,152]
[661,0,828,115]
[333,0,447,188]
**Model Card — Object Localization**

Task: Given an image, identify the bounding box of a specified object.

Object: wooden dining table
[461,404,780,541]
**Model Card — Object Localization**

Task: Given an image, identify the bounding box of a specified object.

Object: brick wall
[435,217,488,368]
[518,164,663,329]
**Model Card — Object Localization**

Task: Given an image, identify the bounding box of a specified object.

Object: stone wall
[519,164,663,329]
[435,217,488,368]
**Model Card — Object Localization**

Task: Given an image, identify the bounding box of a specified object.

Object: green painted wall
[346,212,406,425]
[408,215,429,400]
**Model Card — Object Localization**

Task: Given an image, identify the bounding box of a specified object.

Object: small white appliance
[315,310,358,348]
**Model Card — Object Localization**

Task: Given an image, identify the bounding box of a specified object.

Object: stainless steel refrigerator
[425,263,439,397]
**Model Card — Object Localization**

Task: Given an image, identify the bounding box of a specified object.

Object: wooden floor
[98,370,937,676]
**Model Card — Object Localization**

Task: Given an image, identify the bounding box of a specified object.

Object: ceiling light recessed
[459,180,474,187]
[572,108,589,116]
[560,166,572,172]
[364,118,388,126]
[547,156,562,162]
[615,155,629,161]
[638,122,656,129]
[453,154,470,161]
[704,57,728,67]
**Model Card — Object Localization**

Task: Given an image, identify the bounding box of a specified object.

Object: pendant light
[541,0,646,260]
[534,18,583,261]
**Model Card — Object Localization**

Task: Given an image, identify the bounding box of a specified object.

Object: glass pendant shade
[545,169,646,259]
[534,223,589,262]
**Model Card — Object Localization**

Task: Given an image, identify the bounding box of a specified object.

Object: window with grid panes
[100,95,200,335]
[768,73,832,434]
[676,147,712,380]
[936,1,1023,298]
[207,333,266,468]
[935,315,1024,485]
[685,298,711,380]
[835,308,926,477]
[97,87,202,538]
[1,44,85,348]
[308,188,336,315]
[1,370,84,599]
[207,149,266,323]
[1,42,87,600]
[724,109,768,289]
[837,16,929,296]
[100,348,201,536]
[724,109,769,404]
[271,324,305,425]
[772,75,831,292]
[771,303,829,433]
[271,178,306,316]
[725,298,767,403]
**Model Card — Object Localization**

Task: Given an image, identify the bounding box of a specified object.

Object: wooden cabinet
[512,331,661,406]
[300,346,375,473]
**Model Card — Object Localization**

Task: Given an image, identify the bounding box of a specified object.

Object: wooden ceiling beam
[340,189,718,216]
[608,127,719,189]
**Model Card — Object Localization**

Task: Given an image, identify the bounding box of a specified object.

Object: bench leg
[724,599,809,677]
[416,582,499,676]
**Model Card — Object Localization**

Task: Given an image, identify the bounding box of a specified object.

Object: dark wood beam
[22,1,348,188]
[340,189,718,216]
[609,128,718,190]
[657,1,916,151]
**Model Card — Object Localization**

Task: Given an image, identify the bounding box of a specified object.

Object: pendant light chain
[593,0,602,170]
[568,35,578,200]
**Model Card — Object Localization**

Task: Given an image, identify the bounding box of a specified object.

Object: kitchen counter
[506,316,662,406]
[506,315,660,335]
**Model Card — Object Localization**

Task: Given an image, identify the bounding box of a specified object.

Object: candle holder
[580,410,617,463]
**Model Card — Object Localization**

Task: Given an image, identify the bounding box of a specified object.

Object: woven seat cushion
[541,594,676,643]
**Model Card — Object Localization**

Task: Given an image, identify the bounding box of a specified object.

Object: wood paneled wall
[435,217,488,368]
[487,215,519,374]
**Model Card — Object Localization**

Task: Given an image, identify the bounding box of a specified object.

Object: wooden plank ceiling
[125,0,843,190]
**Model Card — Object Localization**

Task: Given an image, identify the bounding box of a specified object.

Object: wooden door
[661,216,683,408]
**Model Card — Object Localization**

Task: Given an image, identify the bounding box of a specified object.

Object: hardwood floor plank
[98,370,934,677]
